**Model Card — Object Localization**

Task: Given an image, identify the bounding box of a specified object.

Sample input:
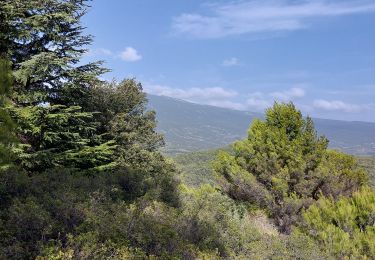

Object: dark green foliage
[0,58,17,165]
[215,102,368,233]
[12,104,116,171]
[86,80,164,167]
[0,0,116,172]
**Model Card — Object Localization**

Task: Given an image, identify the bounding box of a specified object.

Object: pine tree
[215,102,367,233]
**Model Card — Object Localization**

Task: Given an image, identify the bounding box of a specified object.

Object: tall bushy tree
[85,79,179,205]
[215,102,367,232]
[0,0,117,171]
[1,0,107,105]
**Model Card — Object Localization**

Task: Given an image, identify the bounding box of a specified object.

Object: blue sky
[82,0,375,122]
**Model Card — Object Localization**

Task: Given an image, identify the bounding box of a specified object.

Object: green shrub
[300,187,375,259]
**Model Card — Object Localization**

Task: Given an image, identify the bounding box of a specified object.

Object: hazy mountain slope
[147,94,375,155]
[147,94,261,153]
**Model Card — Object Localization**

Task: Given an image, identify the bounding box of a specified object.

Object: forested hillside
[0,1,374,259]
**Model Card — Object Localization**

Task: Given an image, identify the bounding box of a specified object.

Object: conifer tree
[0,0,115,171]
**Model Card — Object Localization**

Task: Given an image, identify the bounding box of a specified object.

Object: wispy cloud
[144,83,238,101]
[207,100,246,110]
[144,83,245,110]
[85,48,113,57]
[246,87,305,111]
[120,47,142,62]
[313,99,371,113]
[222,57,239,66]
[172,0,375,38]
[86,47,143,62]
[270,87,305,101]
[246,92,272,111]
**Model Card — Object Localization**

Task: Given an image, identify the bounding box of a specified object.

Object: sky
[81,0,375,122]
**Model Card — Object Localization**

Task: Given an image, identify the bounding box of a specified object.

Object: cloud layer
[120,47,142,62]
[313,99,370,113]
[246,87,306,111]
[173,0,375,38]
[144,83,373,116]
[144,84,237,101]
[86,47,143,62]
[222,57,239,66]
[144,83,308,111]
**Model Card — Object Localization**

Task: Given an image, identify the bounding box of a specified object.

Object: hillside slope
[148,94,375,155]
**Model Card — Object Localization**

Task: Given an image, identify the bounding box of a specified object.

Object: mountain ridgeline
[148,94,375,155]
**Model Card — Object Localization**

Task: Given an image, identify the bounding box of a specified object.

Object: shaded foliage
[0,58,17,165]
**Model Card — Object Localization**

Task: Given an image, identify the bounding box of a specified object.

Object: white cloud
[270,87,305,101]
[245,87,305,111]
[173,1,375,38]
[144,83,237,101]
[145,83,243,110]
[222,57,239,66]
[207,100,246,110]
[120,47,142,62]
[246,95,272,111]
[313,99,369,113]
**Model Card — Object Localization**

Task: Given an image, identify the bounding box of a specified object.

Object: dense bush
[300,187,375,258]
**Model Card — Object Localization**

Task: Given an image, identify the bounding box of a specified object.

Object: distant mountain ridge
[147,94,375,156]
